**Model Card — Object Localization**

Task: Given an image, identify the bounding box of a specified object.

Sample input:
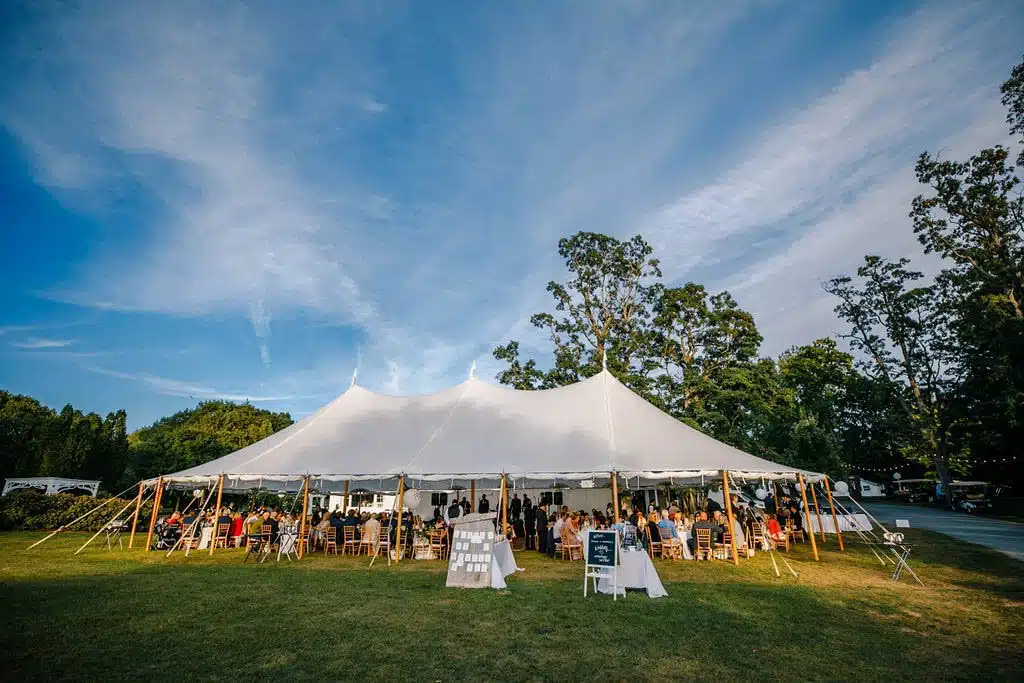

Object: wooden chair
[261,524,275,554]
[213,523,230,549]
[342,526,358,555]
[560,535,582,561]
[429,531,447,560]
[657,525,682,560]
[376,527,391,558]
[358,529,375,556]
[750,521,765,553]
[714,531,732,560]
[695,527,713,561]
[324,527,338,555]
[646,526,662,560]
[181,524,200,550]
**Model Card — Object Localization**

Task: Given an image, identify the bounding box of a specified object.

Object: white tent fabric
[162,370,822,489]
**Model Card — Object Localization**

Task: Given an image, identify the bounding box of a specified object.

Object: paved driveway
[861,502,1024,561]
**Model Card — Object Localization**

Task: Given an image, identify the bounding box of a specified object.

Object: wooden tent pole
[342,480,350,512]
[797,474,819,561]
[298,477,310,559]
[610,472,620,524]
[128,481,145,549]
[394,476,406,563]
[722,470,740,566]
[208,474,225,556]
[470,480,476,510]
[500,475,509,535]
[809,481,825,544]
[824,477,845,551]
[144,477,164,553]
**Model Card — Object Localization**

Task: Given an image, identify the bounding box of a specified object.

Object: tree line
[493,57,1024,495]
[0,394,292,493]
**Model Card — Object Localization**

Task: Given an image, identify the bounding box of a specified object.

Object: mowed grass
[0,530,1020,682]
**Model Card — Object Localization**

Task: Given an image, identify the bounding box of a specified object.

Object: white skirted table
[490,538,523,589]
[597,548,668,598]
[808,513,871,534]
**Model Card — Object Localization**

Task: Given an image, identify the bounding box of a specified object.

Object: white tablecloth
[808,513,871,534]
[597,549,668,598]
[197,526,213,550]
[490,539,521,589]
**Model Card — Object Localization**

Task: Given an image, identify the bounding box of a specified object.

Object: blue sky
[1,1,1021,430]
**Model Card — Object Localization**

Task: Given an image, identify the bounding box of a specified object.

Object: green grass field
[0,530,1020,682]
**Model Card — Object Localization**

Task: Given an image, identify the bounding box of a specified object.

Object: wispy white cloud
[2,0,1020,403]
[11,338,75,349]
[85,366,295,403]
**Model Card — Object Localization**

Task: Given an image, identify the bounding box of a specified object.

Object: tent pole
[144,477,164,553]
[342,480,349,512]
[208,474,225,556]
[298,477,310,559]
[610,472,620,524]
[128,481,145,549]
[471,480,476,510]
[809,481,825,544]
[722,470,740,566]
[797,474,819,561]
[500,475,509,536]
[394,476,406,563]
[824,477,845,551]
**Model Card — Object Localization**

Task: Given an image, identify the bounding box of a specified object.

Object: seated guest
[165,511,183,528]
[788,504,803,531]
[689,511,715,555]
[710,510,727,543]
[217,507,231,529]
[263,510,279,544]
[229,512,244,546]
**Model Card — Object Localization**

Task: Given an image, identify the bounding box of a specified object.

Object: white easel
[583,530,620,600]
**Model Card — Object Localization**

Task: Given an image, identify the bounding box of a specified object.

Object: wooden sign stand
[583,530,619,600]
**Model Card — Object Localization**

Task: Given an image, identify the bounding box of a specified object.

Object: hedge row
[0,489,156,532]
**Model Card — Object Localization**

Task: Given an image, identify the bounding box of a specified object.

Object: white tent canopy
[162,369,822,491]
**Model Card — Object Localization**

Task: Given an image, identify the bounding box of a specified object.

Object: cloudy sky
[1,0,1020,429]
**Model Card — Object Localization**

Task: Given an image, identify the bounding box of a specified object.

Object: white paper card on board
[895,519,910,528]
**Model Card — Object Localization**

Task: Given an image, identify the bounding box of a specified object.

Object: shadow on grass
[0,558,1020,683]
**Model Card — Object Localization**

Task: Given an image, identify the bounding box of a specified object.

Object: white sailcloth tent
[159,368,823,492]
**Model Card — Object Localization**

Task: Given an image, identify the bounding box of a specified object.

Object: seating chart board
[445,512,497,589]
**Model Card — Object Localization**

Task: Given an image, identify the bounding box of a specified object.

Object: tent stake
[809,481,826,544]
[797,474,819,561]
[145,477,164,552]
[610,472,620,524]
[128,481,145,549]
[722,470,740,566]
[298,477,310,559]
[824,477,844,551]
[208,474,225,556]
[394,476,406,563]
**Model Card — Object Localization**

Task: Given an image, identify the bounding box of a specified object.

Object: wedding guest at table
[478,494,490,514]
[551,511,565,556]
[711,510,726,543]
[689,511,715,555]
[432,505,442,523]
[524,498,536,550]
[510,493,522,522]
[229,511,244,547]
[217,507,231,529]
[668,500,681,516]
[657,509,681,549]
[706,496,722,515]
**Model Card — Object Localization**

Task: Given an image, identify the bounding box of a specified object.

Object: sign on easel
[445,512,497,589]
[583,529,619,600]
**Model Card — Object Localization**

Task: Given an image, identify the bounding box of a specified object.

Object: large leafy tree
[824,256,964,496]
[493,232,661,390]
[130,401,293,480]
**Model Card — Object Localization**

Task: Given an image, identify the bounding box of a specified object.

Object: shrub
[0,489,155,532]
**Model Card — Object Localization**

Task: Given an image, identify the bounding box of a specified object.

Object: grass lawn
[0,530,1020,682]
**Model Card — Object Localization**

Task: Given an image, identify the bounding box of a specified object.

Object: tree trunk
[932,442,954,509]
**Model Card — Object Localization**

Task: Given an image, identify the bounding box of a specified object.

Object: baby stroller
[155,523,181,551]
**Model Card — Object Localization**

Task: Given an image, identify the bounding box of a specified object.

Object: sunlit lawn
[0,529,1020,682]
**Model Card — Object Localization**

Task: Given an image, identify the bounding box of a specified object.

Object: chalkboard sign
[585,530,618,567]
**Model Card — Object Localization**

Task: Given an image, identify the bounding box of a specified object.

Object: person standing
[460,497,470,516]
[524,497,536,550]
[478,494,490,514]
[510,494,522,522]
[535,503,548,555]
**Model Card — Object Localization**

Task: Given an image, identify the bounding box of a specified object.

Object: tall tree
[493,232,661,389]
[824,256,963,496]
